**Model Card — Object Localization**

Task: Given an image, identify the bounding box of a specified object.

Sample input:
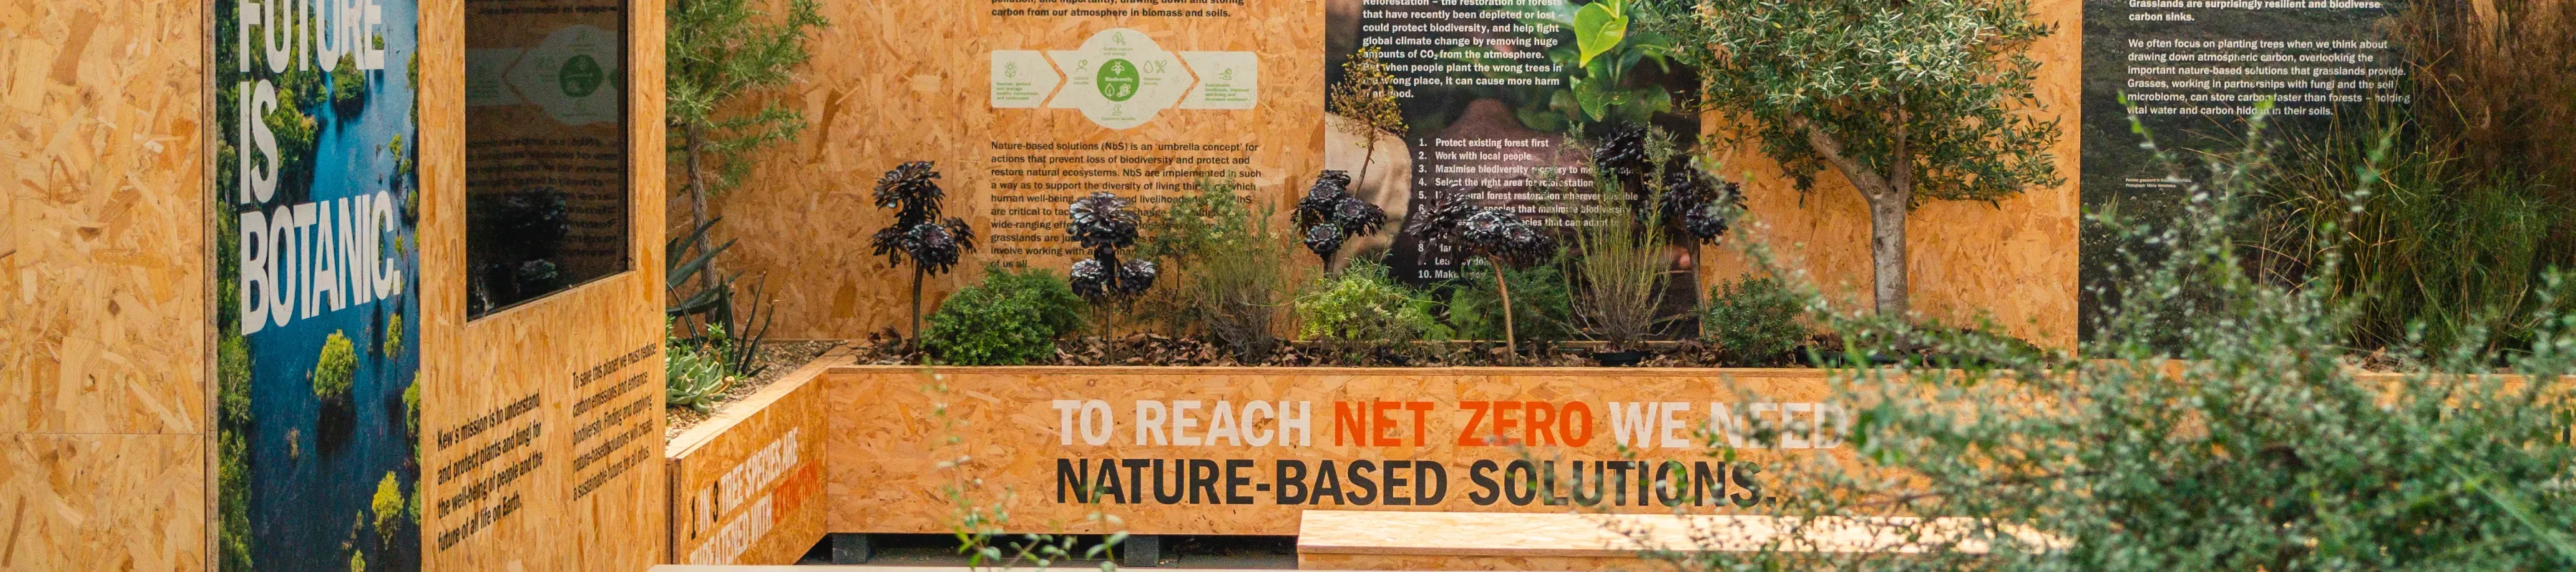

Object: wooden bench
[1295,511,2063,571]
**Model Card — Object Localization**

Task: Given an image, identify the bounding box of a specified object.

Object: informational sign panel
[214,0,426,569]
[829,368,1852,536]
[2079,0,2404,329]
[1324,0,1699,282]
[980,8,1274,265]
[462,0,630,316]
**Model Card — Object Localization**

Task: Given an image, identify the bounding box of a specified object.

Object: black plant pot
[1591,350,1649,368]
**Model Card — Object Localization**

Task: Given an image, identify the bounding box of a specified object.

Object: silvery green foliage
[1660,110,2576,571]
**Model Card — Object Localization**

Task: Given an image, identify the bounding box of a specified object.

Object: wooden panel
[0,0,208,435]
[416,0,669,568]
[824,365,1858,536]
[1697,0,2084,350]
[665,351,836,566]
[712,0,1326,340]
[707,0,2081,349]
[1298,552,1634,571]
[0,434,208,571]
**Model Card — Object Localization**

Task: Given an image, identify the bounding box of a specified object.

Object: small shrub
[311,331,357,403]
[1699,275,1808,365]
[1446,260,1574,347]
[1141,180,1292,361]
[1296,260,1444,363]
[924,265,1085,365]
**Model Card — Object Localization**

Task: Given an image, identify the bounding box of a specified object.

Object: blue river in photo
[243,4,424,571]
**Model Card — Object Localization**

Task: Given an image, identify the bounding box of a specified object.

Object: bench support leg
[829,533,874,564]
[1121,535,1162,568]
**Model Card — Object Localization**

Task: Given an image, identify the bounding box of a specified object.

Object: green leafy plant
[1655,107,2576,571]
[1649,0,2062,318]
[666,217,778,378]
[665,323,736,413]
[1140,180,1292,361]
[1446,258,1576,348]
[311,330,357,403]
[668,0,826,290]
[924,265,1086,365]
[1699,275,1810,366]
[1295,260,1445,364]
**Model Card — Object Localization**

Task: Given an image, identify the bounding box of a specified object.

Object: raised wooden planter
[822,365,1863,536]
[662,348,845,566]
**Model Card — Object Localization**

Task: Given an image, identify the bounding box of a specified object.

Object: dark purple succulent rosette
[1067,191,1140,255]
[1405,194,1556,270]
[869,161,976,272]
[1592,125,1654,191]
[1065,192,1153,303]
[1640,167,1746,245]
[1294,170,1386,262]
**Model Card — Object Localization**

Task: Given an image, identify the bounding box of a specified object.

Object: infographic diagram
[991,28,1259,129]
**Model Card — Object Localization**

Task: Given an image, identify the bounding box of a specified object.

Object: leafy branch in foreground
[924,375,1128,571]
[1625,105,2576,571]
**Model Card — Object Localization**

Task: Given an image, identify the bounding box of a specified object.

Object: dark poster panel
[1323,0,1700,284]
[462,0,630,317]
[2079,0,2405,334]
[214,0,426,570]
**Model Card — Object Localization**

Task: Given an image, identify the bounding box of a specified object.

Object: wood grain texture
[824,365,1859,536]
[1297,553,1636,571]
[417,0,669,568]
[665,349,838,565]
[1696,0,2084,350]
[0,0,209,435]
[0,434,208,572]
[710,1,1326,340]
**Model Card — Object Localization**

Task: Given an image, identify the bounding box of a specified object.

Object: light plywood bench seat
[1295,511,2063,571]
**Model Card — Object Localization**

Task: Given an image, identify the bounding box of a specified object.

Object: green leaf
[1572,77,1611,121]
[1572,0,1628,69]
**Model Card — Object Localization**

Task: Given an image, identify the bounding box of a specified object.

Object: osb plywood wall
[712,0,2080,348]
[711,1,1325,340]
[1696,0,2085,350]
[416,0,669,569]
[0,0,211,570]
[665,352,833,566]
[825,366,1865,536]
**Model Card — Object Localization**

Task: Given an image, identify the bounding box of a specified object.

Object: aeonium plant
[869,161,977,341]
[1294,170,1388,266]
[1406,194,1558,356]
[1065,192,1157,304]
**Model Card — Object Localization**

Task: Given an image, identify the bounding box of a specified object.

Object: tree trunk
[909,267,926,343]
[1865,194,1909,319]
[685,126,721,294]
[1494,262,1517,362]
[1795,115,1911,319]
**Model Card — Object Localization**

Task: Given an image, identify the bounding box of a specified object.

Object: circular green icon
[1096,59,1139,102]
[560,54,605,97]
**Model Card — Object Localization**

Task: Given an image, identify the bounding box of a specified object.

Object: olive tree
[1648,0,2061,317]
